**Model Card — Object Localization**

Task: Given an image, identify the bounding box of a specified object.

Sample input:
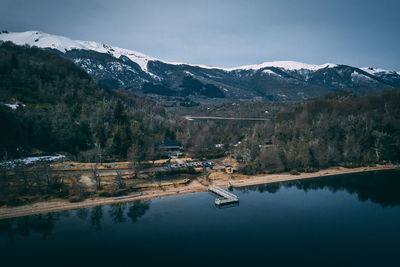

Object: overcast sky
[2,0,399,70]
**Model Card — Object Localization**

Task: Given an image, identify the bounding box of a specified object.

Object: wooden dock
[208,186,239,205]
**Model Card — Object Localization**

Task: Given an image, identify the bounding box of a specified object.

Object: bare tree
[0,156,10,197]
[0,152,8,179]
[127,144,141,178]
[115,168,126,189]
[44,163,52,190]
[30,164,45,193]
[94,142,105,165]
[30,161,53,193]
[15,163,34,194]
[91,163,101,190]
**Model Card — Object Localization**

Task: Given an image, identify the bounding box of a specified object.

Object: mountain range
[1,30,399,102]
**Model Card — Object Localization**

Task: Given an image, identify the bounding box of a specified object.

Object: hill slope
[0,42,170,160]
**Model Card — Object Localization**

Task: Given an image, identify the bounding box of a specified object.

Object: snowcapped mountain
[0,31,156,73]
[0,31,337,73]
[1,30,399,102]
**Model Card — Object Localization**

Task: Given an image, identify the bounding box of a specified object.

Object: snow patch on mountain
[0,31,156,74]
[75,40,155,73]
[360,67,392,75]
[351,70,374,82]
[0,31,86,52]
[228,61,337,71]
[262,69,281,77]
[2,101,25,110]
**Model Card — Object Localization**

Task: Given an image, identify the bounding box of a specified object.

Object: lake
[1,170,399,266]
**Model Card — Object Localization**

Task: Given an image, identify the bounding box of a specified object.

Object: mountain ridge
[1,30,399,102]
[0,31,344,72]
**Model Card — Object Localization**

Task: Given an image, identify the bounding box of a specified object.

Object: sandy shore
[0,165,396,220]
[228,165,396,188]
[0,180,207,220]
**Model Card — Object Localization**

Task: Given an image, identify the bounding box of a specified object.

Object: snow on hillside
[0,155,65,167]
[75,40,156,73]
[0,31,86,51]
[351,70,375,82]
[262,69,281,77]
[2,102,25,110]
[163,60,337,72]
[0,31,338,73]
[360,67,394,75]
[1,31,397,76]
[0,31,156,73]
[227,61,337,71]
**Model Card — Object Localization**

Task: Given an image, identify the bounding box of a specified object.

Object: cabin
[225,165,234,174]
[158,141,184,158]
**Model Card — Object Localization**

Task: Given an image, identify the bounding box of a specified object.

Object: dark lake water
[1,170,400,266]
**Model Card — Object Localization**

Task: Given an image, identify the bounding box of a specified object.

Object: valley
[0,32,399,216]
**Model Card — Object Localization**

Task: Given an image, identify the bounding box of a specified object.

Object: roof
[163,142,181,147]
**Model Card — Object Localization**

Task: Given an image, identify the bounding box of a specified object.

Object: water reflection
[0,199,151,240]
[127,200,151,223]
[238,170,400,207]
[0,213,61,241]
[109,203,127,223]
[90,205,103,231]
[216,202,240,209]
[107,200,152,223]
[75,207,89,220]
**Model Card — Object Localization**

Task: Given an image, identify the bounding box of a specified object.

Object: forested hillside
[0,42,176,161]
[234,90,400,174]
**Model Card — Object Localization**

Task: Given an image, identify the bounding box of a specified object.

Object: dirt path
[184,116,269,121]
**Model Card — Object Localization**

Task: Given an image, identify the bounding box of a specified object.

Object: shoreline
[0,165,396,220]
[229,165,397,188]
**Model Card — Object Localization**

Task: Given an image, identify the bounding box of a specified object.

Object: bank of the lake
[0,165,396,220]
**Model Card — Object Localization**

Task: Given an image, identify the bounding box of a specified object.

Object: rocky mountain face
[1,31,399,102]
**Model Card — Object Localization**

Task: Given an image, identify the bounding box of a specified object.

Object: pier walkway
[208,186,239,205]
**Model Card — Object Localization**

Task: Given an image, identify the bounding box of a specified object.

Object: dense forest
[0,42,178,162]
[233,90,400,174]
[142,76,225,98]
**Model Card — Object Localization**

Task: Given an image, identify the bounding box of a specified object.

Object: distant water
[1,170,399,266]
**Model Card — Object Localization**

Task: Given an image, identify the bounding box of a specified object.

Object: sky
[1,0,399,70]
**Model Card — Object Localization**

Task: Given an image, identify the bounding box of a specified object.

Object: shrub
[290,169,300,175]
[6,196,27,206]
[69,196,84,203]
[55,189,70,198]
[99,192,111,197]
